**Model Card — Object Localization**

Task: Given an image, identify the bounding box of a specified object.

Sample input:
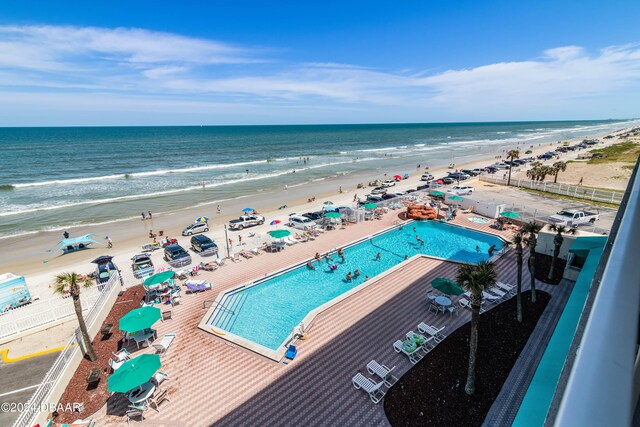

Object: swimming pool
[200,221,504,359]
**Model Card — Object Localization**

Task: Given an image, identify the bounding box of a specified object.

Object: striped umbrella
[195,216,209,223]
[323,201,334,206]
[270,220,281,226]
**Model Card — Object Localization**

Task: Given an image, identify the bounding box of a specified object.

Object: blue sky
[0,0,639,125]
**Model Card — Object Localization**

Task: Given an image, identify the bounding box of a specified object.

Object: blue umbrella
[242,208,254,213]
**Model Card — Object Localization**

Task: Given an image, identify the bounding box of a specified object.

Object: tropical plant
[538,165,554,182]
[548,225,566,281]
[506,149,520,186]
[512,234,524,322]
[522,222,542,303]
[552,161,567,183]
[53,272,97,361]
[456,260,498,395]
[526,167,539,181]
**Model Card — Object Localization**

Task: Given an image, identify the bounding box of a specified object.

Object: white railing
[480,176,624,204]
[0,284,103,340]
[12,274,120,427]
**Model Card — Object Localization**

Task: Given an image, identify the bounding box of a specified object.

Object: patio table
[127,382,156,405]
[435,296,452,307]
[133,330,155,349]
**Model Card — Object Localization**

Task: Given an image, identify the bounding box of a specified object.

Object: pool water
[206,221,503,352]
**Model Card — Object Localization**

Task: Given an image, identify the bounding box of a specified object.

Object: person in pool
[488,244,496,256]
[476,245,480,253]
[346,272,352,282]
[315,252,322,261]
[307,261,315,270]
[354,269,361,278]
[364,275,370,281]
[324,253,333,262]
[375,252,381,261]
[338,248,344,256]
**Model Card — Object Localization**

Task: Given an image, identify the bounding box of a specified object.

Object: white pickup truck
[548,209,599,227]
[228,214,265,230]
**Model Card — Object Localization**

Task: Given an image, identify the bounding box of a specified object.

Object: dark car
[438,177,456,184]
[416,184,430,191]
[381,193,399,200]
[97,262,117,285]
[485,166,498,173]
[190,234,218,255]
[164,244,191,266]
[302,211,325,221]
[525,150,533,154]
[461,169,479,176]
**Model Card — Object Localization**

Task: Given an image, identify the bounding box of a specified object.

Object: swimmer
[340,255,345,263]
[488,244,496,256]
[413,227,417,233]
[315,252,322,261]
[346,272,352,282]
[307,261,315,270]
[365,275,370,281]
[475,245,480,253]
[354,269,360,278]
[375,252,381,261]
[338,248,344,256]
[404,255,409,260]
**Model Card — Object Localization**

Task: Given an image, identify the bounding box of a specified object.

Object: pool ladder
[210,293,249,332]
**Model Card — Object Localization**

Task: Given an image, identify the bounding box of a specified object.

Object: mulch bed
[54,286,144,423]
[533,253,566,285]
[384,290,551,427]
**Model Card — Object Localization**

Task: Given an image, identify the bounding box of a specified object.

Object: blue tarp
[56,233,101,252]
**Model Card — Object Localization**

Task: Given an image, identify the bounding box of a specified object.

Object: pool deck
[88,212,564,426]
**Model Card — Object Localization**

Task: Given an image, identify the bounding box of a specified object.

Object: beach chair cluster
[459,281,516,312]
[352,360,398,404]
[392,328,438,364]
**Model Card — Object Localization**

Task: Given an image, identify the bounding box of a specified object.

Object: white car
[181,222,209,236]
[382,179,396,187]
[288,215,317,231]
[371,186,387,194]
[421,173,434,181]
[448,185,475,195]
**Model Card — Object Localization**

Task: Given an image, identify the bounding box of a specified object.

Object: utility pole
[224,225,230,259]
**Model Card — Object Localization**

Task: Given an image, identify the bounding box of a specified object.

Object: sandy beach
[0,126,632,301]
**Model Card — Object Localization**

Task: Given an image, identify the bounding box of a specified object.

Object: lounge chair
[250,247,262,255]
[393,339,425,364]
[109,358,124,372]
[461,206,474,214]
[488,288,507,299]
[406,331,435,350]
[417,323,446,343]
[240,250,253,259]
[112,348,131,362]
[153,371,169,386]
[482,291,501,301]
[230,252,242,262]
[149,388,170,412]
[352,373,386,404]
[152,333,176,356]
[186,282,212,293]
[497,281,516,295]
[366,360,398,386]
[215,258,226,267]
[284,236,298,246]
[303,232,316,240]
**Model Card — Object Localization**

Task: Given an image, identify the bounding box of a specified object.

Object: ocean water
[0,120,631,238]
[209,221,504,350]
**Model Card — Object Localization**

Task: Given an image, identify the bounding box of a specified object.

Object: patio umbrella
[242,208,254,213]
[431,278,464,296]
[91,255,113,264]
[107,354,161,393]
[500,211,520,219]
[323,201,334,206]
[270,220,281,226]
[363,203,378,210]
[324,211,341,219]
[195,216,209,223]
[143,271,174,287]
[119,307,161,333]
[268,229,291,239]
[431,191,444,197]
[393,175,402,180]
[449,195,464,201]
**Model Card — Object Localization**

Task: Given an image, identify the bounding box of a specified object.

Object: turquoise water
[0,120,630,238]
[208,221,503,350]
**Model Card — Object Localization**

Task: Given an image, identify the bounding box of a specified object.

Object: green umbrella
[363,203,378,210]
[268,229,291,239]
[449,195,463,201]
[431,191,444,197]
[500,211,520,219]
[324,211,341,219]
[119,307,161,333]
[143,271,174,287]
[107,354,161,393]
[431,278,464,296]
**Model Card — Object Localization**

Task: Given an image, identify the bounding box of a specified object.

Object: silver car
[182,222,209,236]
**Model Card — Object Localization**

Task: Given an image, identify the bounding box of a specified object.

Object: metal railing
[480,176,624,204]
[12,273,120,427]
[550,159,640,426]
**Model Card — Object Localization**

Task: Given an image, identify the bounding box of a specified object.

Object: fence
[0,282,104,340]
[480,176,624,205]
[12,273,120,427]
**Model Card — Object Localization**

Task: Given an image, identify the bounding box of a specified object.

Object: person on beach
[246,169,249,174]
[238,235,242,246]
[353,194,357,202]
[307,261,315,270]
[346,272,352,282]
[148,211,152,219]
[228,238,233,248]
[141,212,146,220]
[339,186,342,193]
[578,177,583,185]
[375,252,381,261]
[106,236,113,248]
[217,205,221,214]
[63,231,69,239]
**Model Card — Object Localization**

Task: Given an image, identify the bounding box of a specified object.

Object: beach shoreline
[0,126,632,300]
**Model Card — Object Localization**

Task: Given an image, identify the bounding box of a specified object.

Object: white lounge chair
[488,288,507,299]
[284,236,298,246]
[250,247,262,255]
[482,291,500,301]
[112,348,131,362]
[366,360,398,387]
[153,371,169,386]
[230,252,242,263]
[352,373,386,404]
[393,339,425,364]
[109,358,123,372]
[417,323,446,343]
[152,333,176,356]
[406,331,435,350]
[497,281,516,295]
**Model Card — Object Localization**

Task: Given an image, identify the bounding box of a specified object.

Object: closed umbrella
[195,216,209,223]
[363,203,378,210]
[500,211,520,219]
[143,271,174,287]
[431,278,464,296]
[119,307,161,333]
[107,354,161,393]
[268,229,291,239]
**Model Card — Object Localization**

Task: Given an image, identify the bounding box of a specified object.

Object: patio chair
[250,247,262,255]
[366,360,398,387]
[447,305,459,316]
[426,290,437,301]
[109,358,124,372]
[429,302,444,315]
[393,340,425,364]
[161,310,172,321]
[152,333,176,356]
[153,371,169,386]
[459,298,472,310]
[417,323,446,343]
[112,348,131,362]
[352,373,386,404]
[406,331,435,351]
[126,405,146,424]
[149,388,170,412]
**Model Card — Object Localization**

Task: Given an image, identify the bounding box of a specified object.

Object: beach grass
[587,141,640,165]
[517,187,620,209]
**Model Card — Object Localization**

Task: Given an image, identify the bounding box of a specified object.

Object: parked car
[421,173,434,181]
[548,209,600,227]
[525,150,533,154]
[382,179,396,187]
[416,184,430,191]
[364,194,385,204]
[371,186,387,194]
[461,169,479,177]
[302,211,325,221]
[447,185,475,195]
[438,177,456,184]
[228,214,265,231]
[96,261,118,285]
[288,214,318,230]
[485,166,498,173]
[448,172,470,180]
[381,193,399,200]
[164,244,191,265]
[182,222,209,236]
[131,253,154,279]
[190,234,218,255]
[472,168,485,174]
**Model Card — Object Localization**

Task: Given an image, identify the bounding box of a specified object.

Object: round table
[435,296,452,307]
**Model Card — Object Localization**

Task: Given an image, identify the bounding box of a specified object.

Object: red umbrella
[435,179,444,184]
[393,175,402,180]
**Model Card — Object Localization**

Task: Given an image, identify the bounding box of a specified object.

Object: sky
[0,0,639,126]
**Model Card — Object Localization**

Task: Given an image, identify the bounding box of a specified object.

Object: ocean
[0,120,632,238]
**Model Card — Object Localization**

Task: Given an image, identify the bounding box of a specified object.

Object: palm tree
[547,225,566,281]
[456,260,498,395]
[53,272,97,361]
[506,149,520,186]
[552,161,567,183]
[522,222,542,303]
[512,234,524,322]
[526,167,538,181]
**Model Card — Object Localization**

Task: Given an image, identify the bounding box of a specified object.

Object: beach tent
[55,234,101,253]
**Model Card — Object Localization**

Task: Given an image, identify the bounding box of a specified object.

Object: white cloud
[0,24,638,124]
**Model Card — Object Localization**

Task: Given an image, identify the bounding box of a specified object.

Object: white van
[288,215,318,230]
